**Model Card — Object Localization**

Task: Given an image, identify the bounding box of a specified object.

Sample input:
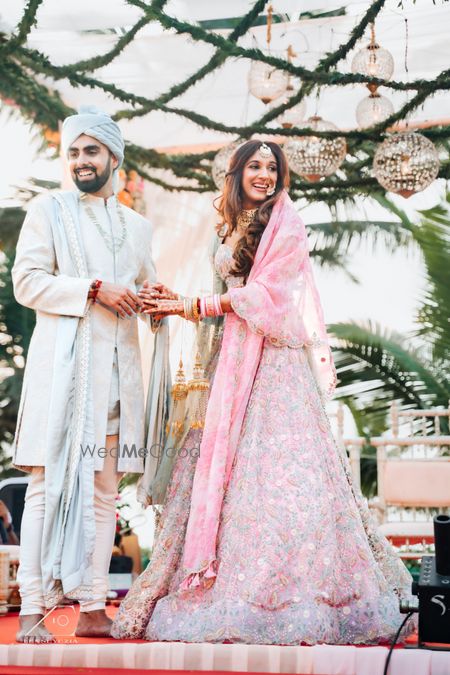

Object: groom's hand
[97,282,142,318]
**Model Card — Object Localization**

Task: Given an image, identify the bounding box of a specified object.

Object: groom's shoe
[16,614,56,644]
[75,609,112,637]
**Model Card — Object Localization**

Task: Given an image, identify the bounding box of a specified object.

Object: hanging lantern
[248,61,289,105]
[212,141,241,190]
[284,116,347,182]
[248,4,288,104]
[351,23,394,92]
[373,132,440,198]
[356,92,394,128]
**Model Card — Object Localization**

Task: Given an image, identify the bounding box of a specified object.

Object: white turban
[61,106,125,190]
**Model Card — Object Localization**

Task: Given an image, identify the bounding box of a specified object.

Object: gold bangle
[192,297,200,321]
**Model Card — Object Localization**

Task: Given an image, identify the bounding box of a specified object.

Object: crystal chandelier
[373,132,440,198]
[284,116,347,182]
[212,141,242,190]
[248,5,288,104]
[248,62,289,104]
[356,92,394,128]
[351,23,394,91]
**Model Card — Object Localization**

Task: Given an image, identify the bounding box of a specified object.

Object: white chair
[369,435,450,556]
[390,400,450,437]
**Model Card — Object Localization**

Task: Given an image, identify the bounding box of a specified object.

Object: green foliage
[0,248,35,477]
[0,1,449,201]
[331,193,450,439]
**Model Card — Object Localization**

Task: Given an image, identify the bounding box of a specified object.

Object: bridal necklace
[236,208,257,232]
[81,195,127,254]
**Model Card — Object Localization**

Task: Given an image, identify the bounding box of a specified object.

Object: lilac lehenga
[111,238,414,645]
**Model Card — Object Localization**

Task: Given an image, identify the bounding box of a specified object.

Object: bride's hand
[143,298,184,318]
[138,282,179,309]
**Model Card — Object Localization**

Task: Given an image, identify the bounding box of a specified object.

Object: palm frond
[309,219,413,255]
[310,245,358,282]
[414,199,450,362]
[330,320,450,432]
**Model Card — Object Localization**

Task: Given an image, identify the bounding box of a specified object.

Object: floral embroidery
[111,248,415,644]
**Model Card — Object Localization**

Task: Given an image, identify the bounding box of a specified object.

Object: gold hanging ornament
[187,351,210,430]
[166,357,189,440]
[373,131,440,198]
[248,4,289,104]
[284,115,347,182]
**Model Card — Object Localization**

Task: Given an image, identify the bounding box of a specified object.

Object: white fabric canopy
[1,1,449,149]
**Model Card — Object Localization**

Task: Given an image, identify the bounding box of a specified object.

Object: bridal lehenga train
[112,242,415,645]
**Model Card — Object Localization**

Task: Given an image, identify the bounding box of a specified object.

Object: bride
[111,139,414,644]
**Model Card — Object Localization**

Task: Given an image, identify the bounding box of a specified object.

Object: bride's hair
[214,140,290,283]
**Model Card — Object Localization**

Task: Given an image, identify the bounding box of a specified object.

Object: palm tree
[329,192,450,438]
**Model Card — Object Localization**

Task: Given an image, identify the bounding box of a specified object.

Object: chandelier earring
[266,183,276,196]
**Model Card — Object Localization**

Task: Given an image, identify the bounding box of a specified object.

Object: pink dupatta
[179,191,336,591]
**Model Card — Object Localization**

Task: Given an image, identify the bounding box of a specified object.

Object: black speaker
[412,515,450,648]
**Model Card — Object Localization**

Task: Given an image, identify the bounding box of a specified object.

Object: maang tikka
[259,142,273,158]
[259,142,276,195]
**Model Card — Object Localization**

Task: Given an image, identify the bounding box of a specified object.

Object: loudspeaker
[412,515,450,648]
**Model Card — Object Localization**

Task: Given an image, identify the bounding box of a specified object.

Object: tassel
[167,358,189,441]
[187,351,210,429]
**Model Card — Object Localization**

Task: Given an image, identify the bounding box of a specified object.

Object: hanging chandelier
[248,4,288,104]
[248,62,289,104]
[212,141,242,190]
[284,116,347,182]
[373,132,440,198]
[356,92,394,128]
[267,46,306,128]
[351,23,394,92]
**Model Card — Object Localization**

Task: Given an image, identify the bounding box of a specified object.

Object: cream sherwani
[12,191,157,474]
[12,189,164,615]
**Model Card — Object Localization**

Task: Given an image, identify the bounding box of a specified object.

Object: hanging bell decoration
[187,352,210,430]
[166,357,189,440]
[373,131,440,198]
[284,116,347,182]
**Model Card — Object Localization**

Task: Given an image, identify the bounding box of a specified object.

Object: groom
[12,107,160,642]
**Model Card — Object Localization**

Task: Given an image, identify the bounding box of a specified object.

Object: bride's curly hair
[214,140,290,283]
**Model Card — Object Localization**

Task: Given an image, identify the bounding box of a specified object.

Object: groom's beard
[74,157,112,193]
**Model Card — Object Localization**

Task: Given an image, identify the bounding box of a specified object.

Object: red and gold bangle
[90,279,102,303]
